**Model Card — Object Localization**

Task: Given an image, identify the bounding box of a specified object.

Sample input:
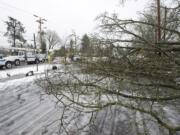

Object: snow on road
[1,64,130,135]
[0,64,62,135]
[0,64,50,80]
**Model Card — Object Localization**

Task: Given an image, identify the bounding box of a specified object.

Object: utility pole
[33,33,36,50]
[31,33,39,71]
[163,7,167,41]
[33,15,47,72]
[33,15,47,52]
[157,0,161,42]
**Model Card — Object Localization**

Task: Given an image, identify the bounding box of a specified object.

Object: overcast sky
[0,0,150,47]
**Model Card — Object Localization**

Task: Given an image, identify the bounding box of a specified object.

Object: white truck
[6,51,25,65]
[0,52,25,69]
[0,51,41,69]
[36,53,47,63]
[0,59,12,69]
[26,52,40,64]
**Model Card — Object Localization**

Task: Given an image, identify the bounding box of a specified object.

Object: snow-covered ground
[0,64,94,135]
[0,64,179,135]
[0,64,131,135]
[0,64,50,79]
[0,64,63,135]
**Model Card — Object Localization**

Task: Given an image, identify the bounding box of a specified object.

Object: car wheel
[5,61,12,69]
[15,60,20,66]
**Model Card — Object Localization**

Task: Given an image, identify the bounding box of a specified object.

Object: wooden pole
[157,0,161,42]
[33,33,36,50]
[163,7,167,41]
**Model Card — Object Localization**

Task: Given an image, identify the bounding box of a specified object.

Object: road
[0,64,131,135]
[0,64,61,135]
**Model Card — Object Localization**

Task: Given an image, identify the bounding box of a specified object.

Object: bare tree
[46,30,61,50]
[37,1,180,135]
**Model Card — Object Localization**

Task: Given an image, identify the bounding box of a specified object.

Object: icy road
[0,64,61,135]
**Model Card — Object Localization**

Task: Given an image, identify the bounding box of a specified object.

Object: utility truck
[5,51,26,66]
[26,51,40,64]
[0,51,39,69]
[0,47,43,69]
[0,51,26,69]
[0,54,13,69]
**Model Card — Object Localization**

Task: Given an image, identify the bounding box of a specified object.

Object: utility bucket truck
[0,47,41,69]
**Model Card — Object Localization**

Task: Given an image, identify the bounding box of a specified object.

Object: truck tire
[15,60,20,66]
[5,61,12,69]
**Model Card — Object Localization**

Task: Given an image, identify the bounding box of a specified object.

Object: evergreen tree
[81,34,90,55]
[4,16,26,47]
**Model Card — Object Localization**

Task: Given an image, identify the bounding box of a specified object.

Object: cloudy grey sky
[0,0,149,47]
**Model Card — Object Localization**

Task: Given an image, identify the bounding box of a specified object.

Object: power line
[0,1,34,16]
[0,5,17,15]
[0,1,49,24]
[0,1,58,28]
[0,1,44,43]
[0,0,62,45]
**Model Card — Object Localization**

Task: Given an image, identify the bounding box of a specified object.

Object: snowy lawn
[0,64,63,80]
[38,65,180,135]
[0,64,67,135]
[0,64,179,135]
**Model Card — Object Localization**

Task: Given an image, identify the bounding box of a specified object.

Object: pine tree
[81,34,90,55]
[4,16,26,47]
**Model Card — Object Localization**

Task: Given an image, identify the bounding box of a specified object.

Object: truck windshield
[11,52,18,56]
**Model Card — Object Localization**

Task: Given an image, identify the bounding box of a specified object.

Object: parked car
[73,55,81,61]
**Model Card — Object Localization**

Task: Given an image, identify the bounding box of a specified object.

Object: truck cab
[3,51,26,66]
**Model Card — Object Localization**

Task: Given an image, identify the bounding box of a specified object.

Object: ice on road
[0,64,61,135]
[0,64,50,80]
